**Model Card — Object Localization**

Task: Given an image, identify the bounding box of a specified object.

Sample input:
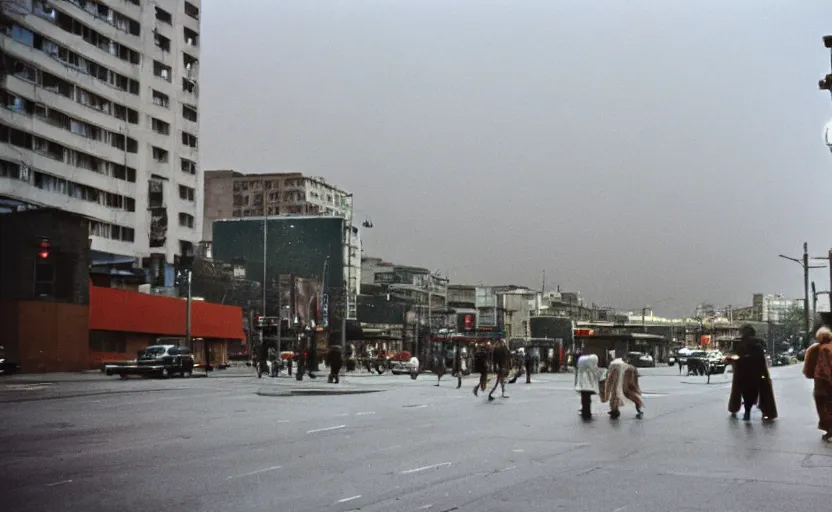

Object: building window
[154,32,171,53]
[178,185,195,201]
[184,27,199,47]
[152,146,169,163]
[178,212,194,228]
[184,2,200,20]
[155,7,173,25]
[151,117,170,135]
[182,77,196,95]
[152,90,170,108]
[180,158,196,175]
[182,104,198,122]
[153,61,172,82]
[181,131,197,148]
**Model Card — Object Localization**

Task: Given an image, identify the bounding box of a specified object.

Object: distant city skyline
[199,1,832,316]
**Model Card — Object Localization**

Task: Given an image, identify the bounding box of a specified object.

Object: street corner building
[88,285,245,370]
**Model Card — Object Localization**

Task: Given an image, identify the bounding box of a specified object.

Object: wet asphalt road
[0,365,830,512]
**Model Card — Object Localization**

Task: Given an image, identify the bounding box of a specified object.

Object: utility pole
[185,268,192,349]
[780,242,825,347]
[813,281,818,318]
[811,249,832,314]
[261,180,268,360]
[340,194,354,355]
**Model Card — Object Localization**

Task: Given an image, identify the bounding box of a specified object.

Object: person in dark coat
[524,349,535,384]
[433,352,447,386]
[326,346,342,384]
[488,340,511,401]
[452,340,463,389]
[472,345,488,396]
[728,325,777,421]
[306,344,318,379]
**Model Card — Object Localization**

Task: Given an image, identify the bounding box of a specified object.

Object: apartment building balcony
[0,144,137,198]
[57,0,143,46]
[0,34,143,110]
[3,74,128,135]
[0,171,134,228]
[0,107,138,168]
[12,8,141,80]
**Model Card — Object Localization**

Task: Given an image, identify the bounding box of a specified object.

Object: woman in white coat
[575,353,603,419]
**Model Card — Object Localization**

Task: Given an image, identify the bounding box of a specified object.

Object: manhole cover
[402,404,430,408]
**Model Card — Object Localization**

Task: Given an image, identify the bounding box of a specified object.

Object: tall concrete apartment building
[202,170,351,245]
[0,0,202,263]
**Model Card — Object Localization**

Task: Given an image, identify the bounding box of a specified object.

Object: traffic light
[824,35,832,49]
[37,238,51,260]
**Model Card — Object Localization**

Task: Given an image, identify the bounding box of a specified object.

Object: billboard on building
[212,217,345,321]
[294,276,322,328]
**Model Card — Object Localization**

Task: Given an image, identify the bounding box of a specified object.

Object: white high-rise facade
[0,0,202,263]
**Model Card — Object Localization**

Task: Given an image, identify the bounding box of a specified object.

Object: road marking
[417,506,433,510]
[401,462,452,474]
[276,420,290,423]
[500,466,517,472]
[307,425,346,434]
[334,413,350,417]
[337,495,362,503]
[225,465,282,480]
[403,404,430,409]
[355,411,376,416]
[613,507,628,512]
[46,480,73,487]
[512,449,524,453]
[380,444,402,451]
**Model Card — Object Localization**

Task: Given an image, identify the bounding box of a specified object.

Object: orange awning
[89,285,244,340]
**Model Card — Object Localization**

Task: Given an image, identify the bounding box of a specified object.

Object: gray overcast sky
[200,0,832,316]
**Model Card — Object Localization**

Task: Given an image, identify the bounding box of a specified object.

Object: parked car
[0,358,20,375]
[626,352,655,368]
[106,345,195,378]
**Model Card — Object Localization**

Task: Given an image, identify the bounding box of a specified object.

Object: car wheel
[161,368,169,378]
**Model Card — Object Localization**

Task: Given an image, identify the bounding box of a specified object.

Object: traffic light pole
[185,269,192,348]
[780,242,825,347]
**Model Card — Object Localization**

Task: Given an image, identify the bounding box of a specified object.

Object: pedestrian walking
[728,325,777,421]
[802,326,832,442]
[326,345,342,384]
[525,349,535,384]
[409,354,420,380]
[472,345,488,396]
[452,340,463,389]
[307,345,318,379]
[433,352,447,386]
[488,339,510,401]
[508,349,524,384]
[603,358,644,419]
[677,357,683,375]
[575,352,603,419]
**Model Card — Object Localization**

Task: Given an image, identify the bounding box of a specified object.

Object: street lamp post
[340,193,354,355]
[780,242,825,347]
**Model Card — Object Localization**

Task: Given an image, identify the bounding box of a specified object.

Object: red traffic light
[37,238,51,259]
